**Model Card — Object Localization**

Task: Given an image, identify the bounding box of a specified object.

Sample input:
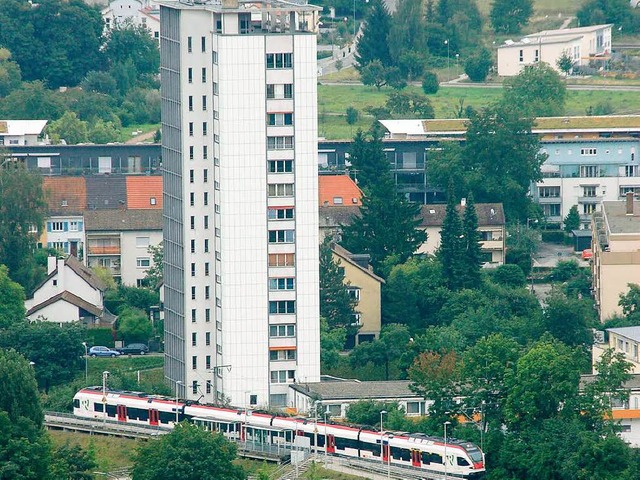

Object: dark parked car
[117,343,150,355]
[88,346,121,358]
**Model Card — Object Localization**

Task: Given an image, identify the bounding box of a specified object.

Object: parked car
[117,343,150,355]
[88,346,121,358]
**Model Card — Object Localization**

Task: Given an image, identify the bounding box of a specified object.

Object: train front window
[457,456,471,466]
[468,448,483,462]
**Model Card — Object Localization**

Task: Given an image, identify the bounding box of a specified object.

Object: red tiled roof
[318,175,362,207]
[43,177,87,214]
[125,176,162,210]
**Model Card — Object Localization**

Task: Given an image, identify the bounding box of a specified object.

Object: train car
[73,387,485,478]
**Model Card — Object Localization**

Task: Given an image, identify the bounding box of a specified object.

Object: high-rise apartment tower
[160,0,321,408]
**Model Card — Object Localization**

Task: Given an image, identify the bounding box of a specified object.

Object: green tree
[464,49,492,82]
[491,264,527,288]
[619,284,640,320]
[0,49,22,97]
[385,91,434,119]
[132,422,246,480]
[319,239,358,333]
[556,50,575,77]
[49,441,97,480]
[81,70,119,96]
[0,348,43,425]
[0,162,47,291]
[421,71,439,95]
[144,243,164,290]
[564,205,581,233]
[103,24,160,79]
[345,106,359,135]
[0,265,26,329]
[0,322,84,392]
[0,81,65,120]
[460,194,483,288]
[88,119,120,144]
[118,307,153,343]
[397,50,425,81]
[359,60,396,90]
[320,318,346,370]
[490,0,533,33]
[437,187,465,290]
[355,0,392,67]
[542,289,596,347]
[346,400,403,426]
[47,111,89,145]
[350,324,411,380]
[387,0,426,61]
[503,63,567,117]
[577,0,638,34]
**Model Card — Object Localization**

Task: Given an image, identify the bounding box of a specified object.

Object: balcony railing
[578,196,602,204]
[87,245,121,255]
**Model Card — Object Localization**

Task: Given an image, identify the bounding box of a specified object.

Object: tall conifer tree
[461,193,483,288]
[437,184,465,290]
[355,0,392,68]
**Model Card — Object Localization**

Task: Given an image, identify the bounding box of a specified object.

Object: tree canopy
[502,63,567,118]
[490,0,533,33]
[355,0,392,68]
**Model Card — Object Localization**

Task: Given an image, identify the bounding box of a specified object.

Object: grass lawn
[87,356,164,379]
[119,124,159,143]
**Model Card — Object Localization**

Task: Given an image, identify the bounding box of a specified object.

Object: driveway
[532,241,589,268]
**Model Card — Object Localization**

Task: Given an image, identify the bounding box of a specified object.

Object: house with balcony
[84,209,162,286]
[25,256,112,325]
[330,243,383,348]
[416,201,506,266]
[497,24,612,77]
[592,194,640,321]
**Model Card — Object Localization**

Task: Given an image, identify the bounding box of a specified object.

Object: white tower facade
[160,0,321,408]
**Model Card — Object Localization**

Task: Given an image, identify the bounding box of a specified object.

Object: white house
[102,0,160,41]
[497,24,613,77]
[0,120,48,146]
[25,256,112,325]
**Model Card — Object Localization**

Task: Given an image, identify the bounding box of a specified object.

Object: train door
[117,405,127,422]
[411,449,421,467]
[149,409,159,426]
[326,434,336,454]
[382,443,390,462]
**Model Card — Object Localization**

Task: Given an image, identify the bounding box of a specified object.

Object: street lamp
[444,421,452,479]
[380,410,387,465]
[455,53,460,75]
[82,342,88,382]
[444,40,450,80]
[175,380,183,424]
[102,371,110,424]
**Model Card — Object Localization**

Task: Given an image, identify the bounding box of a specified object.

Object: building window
[204,216,209,229]
[191,262,196,276]
[189,169,194,183]
[268,160,293,173]
[201,36,206,52]
[190,216,195,229]
[519,49,523,62]
[150,197,157,206]
[215,227,220,237]
[191,286,196,300]
[266,83,294,99]
[189,122,194,136]
[206,355,211,370]
[191,239,196,253]
[580,165,599,178]
[189,146,194,160]
[268,183,294,197]
[267,113,293,126]
[204,192,209,206]
[269,278,295,290]
[192,381,198,395]
[269,300,296,314]
[534,49,539,62]
[204,239,209,253]
[542,204,561,217]
[267,136,294,150]
[203,145,208,159]
[213,82,218,95]
[268,207,294,220]
[205,308,211,322]
[270,349,296,361]
[191,309,196,322]
[202,95,207,111]
[538,186,560,198]
[266,53,293,69]
[187,36,192,52]
[620,186,640,197]
[581,148,597,156]
[268,230,295,243]
[50,221,64,232]
[137,257,151,268]
[188,68,193,83]
[203,169,208,183]
[347,287,361,301]
[188,96,193,111]
[625,165,639,177]
[284,84,293,98]
[192,332,197,347]
[206,380,212,394]
[205,262,210,276]
[190,192,195,206]
[270,370,295,384]
[205,286,210,300]
[202,122,207,136]
[583,186,597,197]
[212,51,218,64]
[205,332,211,346]
[583,203,596,215]
[268,253,295,267]
[201,67,207,83]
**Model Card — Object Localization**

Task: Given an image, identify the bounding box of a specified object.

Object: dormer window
[150,197,157,205]
[333,197,343,205]
[61,200,68,207]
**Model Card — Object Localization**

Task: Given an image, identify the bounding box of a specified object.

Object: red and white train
[73,387,485,478]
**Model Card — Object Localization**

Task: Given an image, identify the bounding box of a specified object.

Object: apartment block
[160,0,321,408]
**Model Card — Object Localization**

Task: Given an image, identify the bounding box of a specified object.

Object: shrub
[421,71,439,94]
[464,50,492,82]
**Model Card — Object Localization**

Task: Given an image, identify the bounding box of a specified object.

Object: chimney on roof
[47,256,57,275]
[627,191,635,215]
[461,198,467,207]
[349,253,371,269]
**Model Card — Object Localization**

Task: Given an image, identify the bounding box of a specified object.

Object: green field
[318,84,640,140]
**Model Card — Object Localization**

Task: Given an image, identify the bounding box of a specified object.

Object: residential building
[330,244,383,348]
[41,177,88,258]
[417,201,506,266]
[318,174,362,241]
[84,209,162,287]
[160,0,321,408]
[0,120,48,146]
[593,326,640,373]
[289,379,428,418]
[102,0,161,41]
[497,24,612,77]
[25,256,113,325]
[592,195,640,321]
[380,116,640,227]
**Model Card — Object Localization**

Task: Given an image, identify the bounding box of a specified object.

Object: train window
[423,452,443,464]
[94,402,104,412]
[391,447,411,462]
[457,456,471,466]
[159,411,175,424]
[335,437,359,450]
[467,448,483,462]
[106,405,117,417]
[360,440,381,456]
[73,399,80,409]
[136,408,149,422]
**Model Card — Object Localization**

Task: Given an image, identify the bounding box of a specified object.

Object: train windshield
[467,448,483,463]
